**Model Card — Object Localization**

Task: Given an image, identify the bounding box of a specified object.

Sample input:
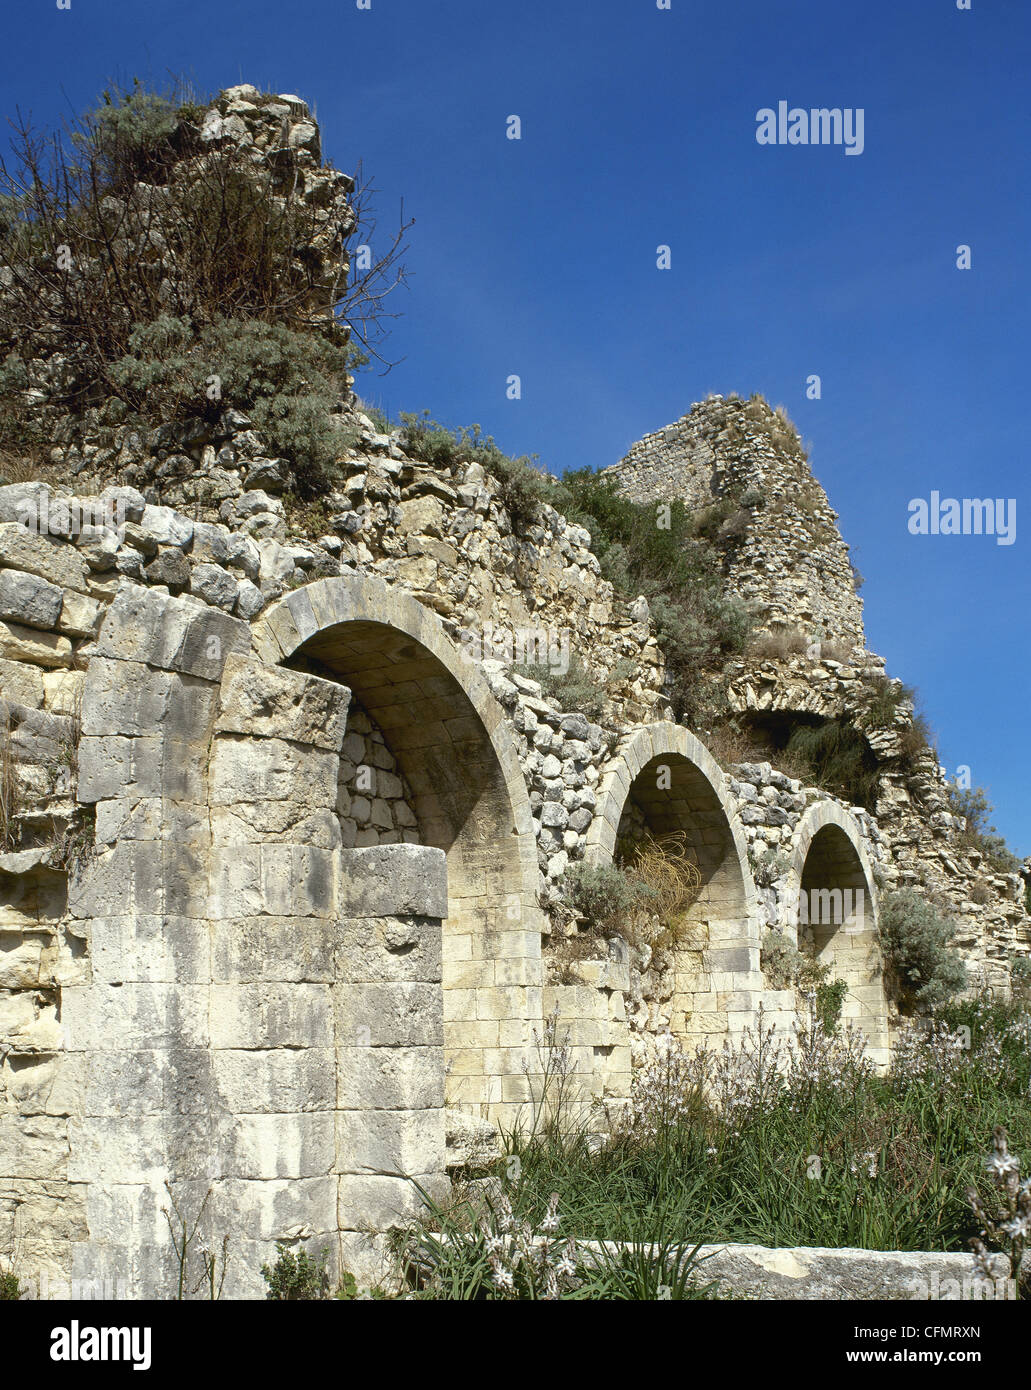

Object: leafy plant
[785,718,880,809]
[879,888,967,1013]
[522,654,609,721]
[398,412,549,528]
[109,315,357,494]
[947,785,1021,874]
[261,1243,330,1300]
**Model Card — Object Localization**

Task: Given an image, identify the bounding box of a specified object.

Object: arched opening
[586,724,759,1050]
[254,579,542,1120]
[788,807,889,1063]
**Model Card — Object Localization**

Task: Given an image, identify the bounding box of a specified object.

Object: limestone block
[93,798,209,847]
[88,915,210,986]
[211,916,338,984]
[333,982,444,1048]
[338,844,447,919]
[0,569,63,629]
[191,521,231,565]
[190,562,240,612]
[214,654,350,749]
[0,482,50,526]
[210,803,341,849]
[210,736,338,805]
[207,982,334,1050]
[0,1114,69,1179]
[336,915,442,985]
[214,1176,338,1242]
[0,620,73,668]
[94,583,251,680]
[139,504,194,549]
[0,658,45,706]
[335,1108,444,1177]
[66,1116,173,1184]
[227,1112,335,1180]
[336,1046,445,1111]
[54,591,98,642]
[61,982,210,1052]
[81,656,215,740]
[337,1173,432,1230]
[78,734,208,804]
[0,523,91,592]
[208,845,336,919]
[211,1049,336,1114]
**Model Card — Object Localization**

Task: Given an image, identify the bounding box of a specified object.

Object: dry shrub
[747,626,809,661]
[622,832,703,953]
[0,713,18,850]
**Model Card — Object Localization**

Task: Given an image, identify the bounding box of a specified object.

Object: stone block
[333,982,443,1048]
[335,1108,444,1177]
[0,523,90,592]
[211,916,338,984]
[338,844,448,919]
[211,1050,336,1114]
[0,569,63,629]
[227,1112,335,1180]
[80,657,216,739]
[336,915,442,986]
[208,982,334,1050]
[210,736,338,805]
[95,583,250,679]
[0,620,72,668]
[336,1045,445,1111]
[208,845,337,919]
[214,654,350,749]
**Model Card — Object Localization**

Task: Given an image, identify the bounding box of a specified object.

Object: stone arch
[253,576,543,1118]
[585,722,760,1048]
[784,802,889,1063]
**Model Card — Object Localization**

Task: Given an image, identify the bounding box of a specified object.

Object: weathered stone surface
[0,523,91,592]
[0,620,73,668]
[0,570,63,629]
[214,654,349,749]
[189,561,239,611]
[94,583,251,679]
[338,845,448,920]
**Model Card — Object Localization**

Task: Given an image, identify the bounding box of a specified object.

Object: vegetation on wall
[878,888,967,1012]
[946,784,1022,874]
[550,470,752,719]
[560,834,702,954]
[0,78,407,494]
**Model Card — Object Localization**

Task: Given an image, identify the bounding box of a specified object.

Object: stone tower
[603,394,865,651]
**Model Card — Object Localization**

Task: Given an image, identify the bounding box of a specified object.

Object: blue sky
[4,0,1029,852]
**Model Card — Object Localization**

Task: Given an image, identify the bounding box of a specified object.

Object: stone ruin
[0,87,1026,1299]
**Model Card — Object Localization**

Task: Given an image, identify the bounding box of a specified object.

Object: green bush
[561,861,656,936]
[110,316,357,495]
[88,81,195,192]
[784,718,880,809]
[815,978,849,1034]
[879,888,967,1013]
[260,1243,330,1300]
[0,1267,20,1300]
[523,653,609,721]
[549,470,752,719]
[397,413,549,528]
[946,785,1021,874]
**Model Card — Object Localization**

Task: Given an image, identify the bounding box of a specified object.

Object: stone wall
[602,394,866,649]
[0,394,1024,1293]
